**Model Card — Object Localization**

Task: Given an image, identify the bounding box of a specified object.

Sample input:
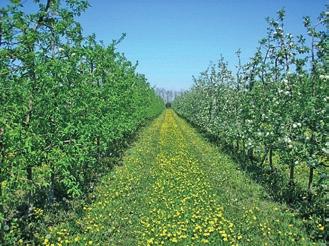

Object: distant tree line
[155,87,184,103]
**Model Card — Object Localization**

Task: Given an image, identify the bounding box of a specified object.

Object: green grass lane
[44,110,315,245]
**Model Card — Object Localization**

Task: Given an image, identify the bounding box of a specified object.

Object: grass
[38,109,323,245]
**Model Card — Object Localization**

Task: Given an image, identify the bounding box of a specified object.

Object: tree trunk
[242,139,246,163]
[248,148,254,163]
[96,136,101,162]
[288,164,295,203]
[269,146,273,171]
[0,127,4,245]
[261,146,269,166]
[289,164,294,185]
[307,166,314,199]
[24,98,33,206]
[47,162,55,205]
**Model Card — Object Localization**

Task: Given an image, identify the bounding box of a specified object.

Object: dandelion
[318,224,324,231]
[201,238,209,243]
[171,237,178,243]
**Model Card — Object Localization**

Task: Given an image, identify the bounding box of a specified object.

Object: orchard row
[173,9,328,240]
[0,0,163,243]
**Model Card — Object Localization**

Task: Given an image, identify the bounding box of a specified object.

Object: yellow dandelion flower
[171,237,178,243]
[318,224,324,231]
[201,238,209,244]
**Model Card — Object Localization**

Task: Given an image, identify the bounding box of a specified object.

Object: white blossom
[284,136,292,143]
[284,91,290,96]
[319,74,329,80]
[293,122,301,128]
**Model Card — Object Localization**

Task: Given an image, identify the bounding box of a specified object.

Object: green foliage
[0,0,164,244]
[173,8,328,241]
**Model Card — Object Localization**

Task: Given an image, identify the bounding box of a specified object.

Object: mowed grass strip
[44,110,315,245]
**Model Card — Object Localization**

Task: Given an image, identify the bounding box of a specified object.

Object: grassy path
[45,110,315,245]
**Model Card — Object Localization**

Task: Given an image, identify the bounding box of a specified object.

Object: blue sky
[2,0,327,90]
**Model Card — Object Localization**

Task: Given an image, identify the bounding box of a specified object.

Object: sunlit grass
[42,110,317,245]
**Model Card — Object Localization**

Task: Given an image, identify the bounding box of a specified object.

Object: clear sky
[2,0,327,90]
